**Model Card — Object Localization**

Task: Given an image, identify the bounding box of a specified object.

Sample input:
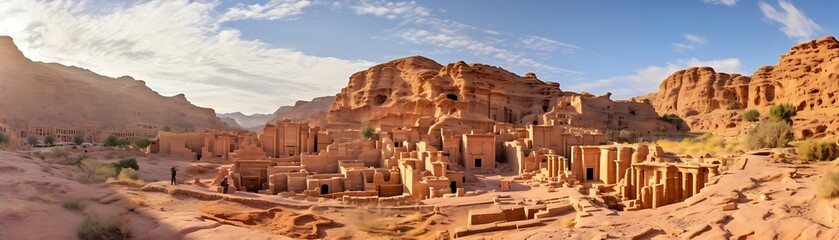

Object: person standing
[170,166,178,185]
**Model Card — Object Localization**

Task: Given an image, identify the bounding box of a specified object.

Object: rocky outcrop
[0,36,231,133]
[644,36,839,138]
[327,56,671,141]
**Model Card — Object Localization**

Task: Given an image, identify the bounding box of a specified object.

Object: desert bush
[111,158,139,171]
[117,139,131,147]
[27,136,38,146]
[44,135,55,146]
[117,168,140,180]
[818,170,839,199]
[360,126,376,140]
[743,109,760,122]
[73,135,84,145]
[798,139,838,161]
[61,198,86,211]
[166,186,178,195]
[658,114,685,130]
[655,133,741,156]
[769,103,796,124]
[79,160,117,182]
[745,121,791,150]
[133,138,151,149]
[76,214,130,240]
[0,132,8,146]
[104,135,119,147]
[725,101,740,110]
[109,168,144,186]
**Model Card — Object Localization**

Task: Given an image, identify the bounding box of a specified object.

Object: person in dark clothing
[170,166,178,185]
[220,177,229,194]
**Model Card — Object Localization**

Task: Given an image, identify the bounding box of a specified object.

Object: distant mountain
[0,36,232,139]
[216,112,272,129]
[218,96,334,130]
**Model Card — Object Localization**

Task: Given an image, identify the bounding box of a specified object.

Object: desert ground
[1,145,836,240]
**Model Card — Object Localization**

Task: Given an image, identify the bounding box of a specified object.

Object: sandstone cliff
[643,36,839,138]
[0,36,231,135]
[327,56,672,142]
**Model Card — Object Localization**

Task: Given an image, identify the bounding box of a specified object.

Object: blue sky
[0,0,834,114]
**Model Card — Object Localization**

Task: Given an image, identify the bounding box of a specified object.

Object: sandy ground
[0,147,837,239]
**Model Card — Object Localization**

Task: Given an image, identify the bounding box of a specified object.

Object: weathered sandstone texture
[327,56,672,141]
[641,36,839,138]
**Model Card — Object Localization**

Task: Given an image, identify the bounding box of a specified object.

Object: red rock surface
[0,36,231,132]
[327,56,671,138]
[642,36,839,138]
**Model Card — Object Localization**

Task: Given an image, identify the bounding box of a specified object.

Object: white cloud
[759,0,822,42]
[397,28,579,74]
[351,0,430,20]
[521,35,580,54]
[670,33,709,52]
[703,0,738,6]
[219,0,313,22]
[0,0,372,114]
[683,34,708,45]
[373,2,577,75]
[567,58,743,99]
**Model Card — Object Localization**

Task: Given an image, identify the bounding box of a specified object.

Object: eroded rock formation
[0,36,231,147]
[642,36,839,137]
[327,56,671,142]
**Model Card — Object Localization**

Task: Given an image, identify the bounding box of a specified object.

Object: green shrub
[745,121,791,150]
[44,135,55,146]
[104,135,119,147]
[111,158,139,171]
[725,101,741,110]
[27,136,38,146]
[360,126,376,140]
[61,198,86,211]
[76,214,130,240]
[798,139,838,161]
[73,135,85,145]
[0,132,8,146]
[743,109,760,122]
[658,114,685,130]
[769,103,796,124]
[117,139,131,147]
[133,138,151,149]
[818,170,839,199]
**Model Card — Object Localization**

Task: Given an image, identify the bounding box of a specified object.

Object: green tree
[0,132,8,146]
[27,136,38,146]
[117,139,131,147]
[44,135,55,146]
[658,114,685,130]
[769,103,796,124]
[133,138,151,149]
[360,126,376,140]
[104,135,119,147]
[743,109,760,122]
[73,135,85,146]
